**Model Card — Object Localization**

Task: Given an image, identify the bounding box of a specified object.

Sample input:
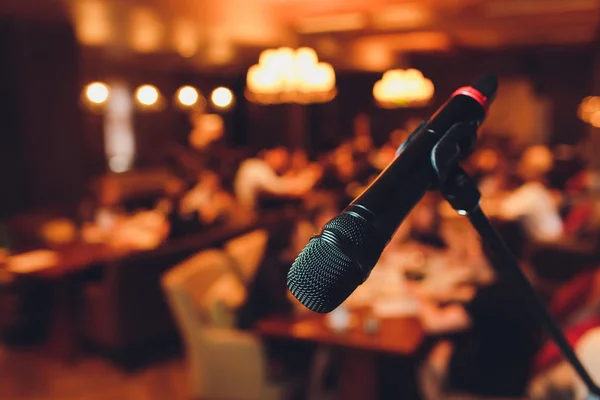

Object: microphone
[288,74,499,313]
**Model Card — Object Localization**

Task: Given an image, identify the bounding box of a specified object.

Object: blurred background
[2,0,600,399]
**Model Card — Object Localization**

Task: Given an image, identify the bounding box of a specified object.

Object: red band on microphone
[451,86,488,112]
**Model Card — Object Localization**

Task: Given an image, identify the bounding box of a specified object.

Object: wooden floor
[0,347,189,400]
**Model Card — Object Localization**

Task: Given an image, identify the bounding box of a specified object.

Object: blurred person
[234,146,321,212]
[350,114,379,182]
[289,193,340,257]
[154,177,191,238]
[80,175,130,243]
[351,113,374,156]
[389,128,409,149]
[79,175,127,234]
[155,177,186,216]
[371,129,409,170]
[414,228,542,400]
[289,149,310,173]
[406,193,447,249]
[371,145,397,171]
[319,145,360,205]
[528,269,600,400]
[188,110,223,151]
[180,170,239,228]
[286,148,323,181]
[547,144,586,191]
[371,128,408,173]
[498,145,564,242]
[471,147,500,179]
[562,167,600,239]
[471,147,512,201]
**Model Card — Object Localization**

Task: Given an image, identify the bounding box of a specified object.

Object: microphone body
[288,76,497,313]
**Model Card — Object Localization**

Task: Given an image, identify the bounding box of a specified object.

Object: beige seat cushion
[202,273,247,328]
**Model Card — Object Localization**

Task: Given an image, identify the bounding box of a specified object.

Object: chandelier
[373,68,434,108]
[246,47,336,104]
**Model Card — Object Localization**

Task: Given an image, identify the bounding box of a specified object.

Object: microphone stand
[430,123,600,397]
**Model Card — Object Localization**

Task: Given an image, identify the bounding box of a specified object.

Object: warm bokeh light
[129,7,164,53]
[351,41,394,71]
[211,87,234,108]
[85,82,109,104]
[579,96,600,127]
[136,85,159,106]
[177,86,199,106]
[246,47,336,104]
[373,68,434,108]
[173,19,199,58]
[73,0,112,46]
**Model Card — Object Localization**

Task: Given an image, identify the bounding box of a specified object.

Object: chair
[573,328,600,400]
[530,327,600,400]
[162,249,285,400]
[224,229,269,283]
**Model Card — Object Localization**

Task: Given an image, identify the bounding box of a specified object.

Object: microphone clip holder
[431,135,600,396]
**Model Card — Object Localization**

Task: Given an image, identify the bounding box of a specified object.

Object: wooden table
[5,209,297,362]
[256,312,424,399]
[11,208,297,280]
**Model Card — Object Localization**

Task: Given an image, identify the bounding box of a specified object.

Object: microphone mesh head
[287,213,374,313]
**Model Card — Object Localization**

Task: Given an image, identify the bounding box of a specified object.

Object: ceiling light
[211,87,234,109]
[177,86,199,107]
[136,85,159,106]
[85,82,109,104]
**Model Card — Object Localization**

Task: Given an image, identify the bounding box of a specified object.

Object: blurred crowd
[13,111,600,400]
[66,107,600,269]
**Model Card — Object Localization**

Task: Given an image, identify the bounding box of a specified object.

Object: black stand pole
[438,165,600,397]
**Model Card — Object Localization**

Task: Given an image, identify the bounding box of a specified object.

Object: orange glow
[173,19,199,58]
[296,13,366,33]
[129,8,164,53]
[371,4,432,30]
[351,41,394,71]
[579,96,600,126]
[354,32,452,54]
[73,0,112,46]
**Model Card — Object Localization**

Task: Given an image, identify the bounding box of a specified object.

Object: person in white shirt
[234,147,321,211]
[499,145,563,242]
